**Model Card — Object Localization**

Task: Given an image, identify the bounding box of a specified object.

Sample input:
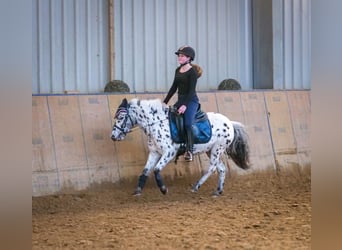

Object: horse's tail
[227,121,250,170]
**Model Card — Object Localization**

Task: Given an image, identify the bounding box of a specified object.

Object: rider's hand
[178,105,187,114]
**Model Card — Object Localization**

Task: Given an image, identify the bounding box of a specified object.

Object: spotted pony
[111,98,250,196]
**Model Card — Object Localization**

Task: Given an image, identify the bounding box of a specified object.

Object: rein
[145,117,168,127]
[140,114,168,135]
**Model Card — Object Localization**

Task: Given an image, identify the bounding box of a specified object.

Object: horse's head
[111,98,135,141]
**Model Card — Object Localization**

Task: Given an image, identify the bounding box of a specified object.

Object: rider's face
[177,54,190,64]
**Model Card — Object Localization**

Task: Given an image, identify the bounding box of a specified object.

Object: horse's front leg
[133,151,161,196]
[153,150,177,195]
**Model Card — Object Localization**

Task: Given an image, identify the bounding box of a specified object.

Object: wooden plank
[78,95,120,183]
[264,91,299,169]
[287,90,311,168]
[197,92,218,112]
[32,96,57,172]
[241,92,276,171]
[48,96,88,172]
[135,93,164,101]
[215,92,244,123]
[58,169,92,192]
[32,172,59,196]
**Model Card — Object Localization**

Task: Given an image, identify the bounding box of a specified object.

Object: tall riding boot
[184,128,194,162]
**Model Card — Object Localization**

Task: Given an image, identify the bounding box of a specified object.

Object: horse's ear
[119,98,128,108]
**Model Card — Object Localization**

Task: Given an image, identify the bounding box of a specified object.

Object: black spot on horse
[150,108,157,115]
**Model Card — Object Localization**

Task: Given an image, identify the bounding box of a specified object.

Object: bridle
[113,106,135,136]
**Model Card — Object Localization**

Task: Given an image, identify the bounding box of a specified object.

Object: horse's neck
[131,103,167,133]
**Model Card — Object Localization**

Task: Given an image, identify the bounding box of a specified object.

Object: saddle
[168,104,212,144]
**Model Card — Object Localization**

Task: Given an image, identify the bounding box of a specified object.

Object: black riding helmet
[175,46,195,61]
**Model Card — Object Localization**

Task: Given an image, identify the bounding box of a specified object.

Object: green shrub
[218,78,241,90]
[104,80,130,93]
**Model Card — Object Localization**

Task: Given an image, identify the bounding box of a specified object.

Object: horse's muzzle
[111,134,124,141]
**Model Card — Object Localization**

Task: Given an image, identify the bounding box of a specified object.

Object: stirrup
[184,151,193,162]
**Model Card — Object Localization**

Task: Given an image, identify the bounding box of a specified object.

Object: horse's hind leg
[191,150,220,193]
[191,164,216,193]
[192,148,227,196]
[212,160,227,197]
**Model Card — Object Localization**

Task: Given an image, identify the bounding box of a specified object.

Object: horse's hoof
[212,190,222,197]
[160,186,168,195]
[191,183,199,193]
[132,187,142,196]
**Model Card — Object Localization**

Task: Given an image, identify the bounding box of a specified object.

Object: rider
[163,45,201,162]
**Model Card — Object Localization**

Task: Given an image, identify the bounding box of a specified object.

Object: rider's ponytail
[191,63,203,78]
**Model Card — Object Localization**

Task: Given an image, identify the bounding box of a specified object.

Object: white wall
[114,0,253,91]
[32,0,109,94]
[32,0,311,94]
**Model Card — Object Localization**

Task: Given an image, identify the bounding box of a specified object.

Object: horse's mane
[129,98,164,113]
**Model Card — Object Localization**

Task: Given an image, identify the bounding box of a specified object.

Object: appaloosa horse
[111,98,250,196]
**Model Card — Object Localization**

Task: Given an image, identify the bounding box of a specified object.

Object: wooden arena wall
[32,90,310,196]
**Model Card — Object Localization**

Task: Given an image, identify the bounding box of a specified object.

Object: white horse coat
[111,98,249,196]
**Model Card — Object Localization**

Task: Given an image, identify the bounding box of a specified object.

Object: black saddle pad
[168,105,212,144]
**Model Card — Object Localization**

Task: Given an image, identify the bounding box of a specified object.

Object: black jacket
[164,66,199,108]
